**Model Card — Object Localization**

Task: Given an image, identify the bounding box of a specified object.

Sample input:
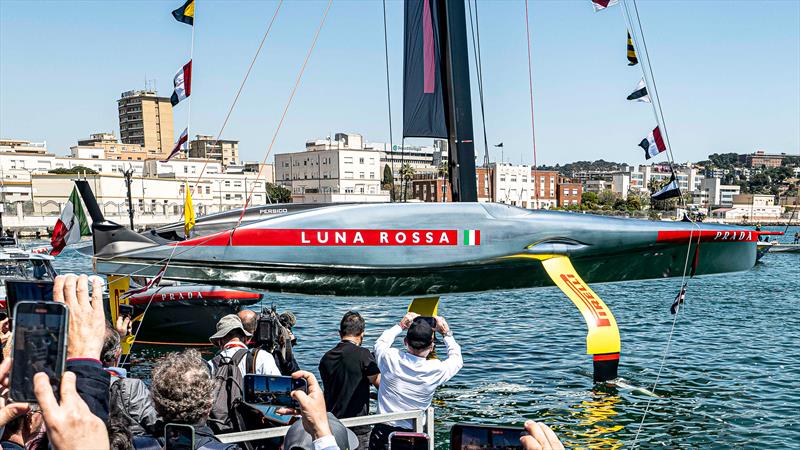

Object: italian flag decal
[463,229,481,246]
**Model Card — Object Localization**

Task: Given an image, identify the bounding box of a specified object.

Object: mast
[439,0,477,202]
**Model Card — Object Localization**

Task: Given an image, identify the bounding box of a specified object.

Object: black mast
[438,0,477,202]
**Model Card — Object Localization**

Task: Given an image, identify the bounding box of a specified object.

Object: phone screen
[389,432,429,450]
[450,424,524,450]
[10,301,68,402]
[5,280,54,318]
[164,423,194,450]
[243,374,308,407]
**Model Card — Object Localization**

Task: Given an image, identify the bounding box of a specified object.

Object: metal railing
[217,408,435,450]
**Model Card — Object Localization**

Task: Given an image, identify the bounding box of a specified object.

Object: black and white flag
[627,78,650,103]
[651,173,681,201]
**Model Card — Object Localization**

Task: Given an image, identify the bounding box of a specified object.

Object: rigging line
[523,0,539,208]
[186,0,196,161]
[467,0,489,169]
[233,0,333,230]
[189,0,284,197]
[382,0,396,201]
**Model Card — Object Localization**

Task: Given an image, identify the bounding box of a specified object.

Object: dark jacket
[67,358,110,422]
[133,424,236,450]
[109,370,160,436]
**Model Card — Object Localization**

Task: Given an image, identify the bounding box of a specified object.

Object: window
[225,194,231,200]
[370,172,375,179]
[234,181,242,187]
[183,166,188,174]
[511,177,517,182]
[344,171,353,179]
[359,158,365,164]
[206,186,211,194]
[345,187,354,193]
[359,172,365,179]
[343,157,353,164]
[572,189,578,195]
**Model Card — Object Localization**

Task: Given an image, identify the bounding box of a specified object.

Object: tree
[598,189,617,207]
[399,163,415,202]
[581,191,598,204]
[48,166,98,175]
[382,164,393,188]
[265,183,291,203]
[625,195,642,211]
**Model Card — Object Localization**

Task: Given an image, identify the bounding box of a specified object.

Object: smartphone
[450,424,525,450]
[118,304,134,318]
[419,317,437,329]
[10,301,68,403]
[164,423,194,450]
[242,374,308,408]
[389,432,429,450]
[5,280,54,319]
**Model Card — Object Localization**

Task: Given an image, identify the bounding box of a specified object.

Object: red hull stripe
[593,353,620,361]
[175,229,461,247]
[657,230,757,243]
[127,290,261,305]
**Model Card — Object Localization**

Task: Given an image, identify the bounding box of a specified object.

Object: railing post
[425,407,434,450]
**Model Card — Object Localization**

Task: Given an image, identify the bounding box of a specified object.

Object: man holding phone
[370,312,463,450]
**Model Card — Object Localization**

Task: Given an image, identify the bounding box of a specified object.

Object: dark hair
[339,311,365,337]
[102,323,121,367]
[151,349,213,424]
[107,417,134,450]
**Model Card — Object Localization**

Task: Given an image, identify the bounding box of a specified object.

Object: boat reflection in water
[568,390,623,449]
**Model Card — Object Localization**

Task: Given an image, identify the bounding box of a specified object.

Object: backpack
[207,348,256,434]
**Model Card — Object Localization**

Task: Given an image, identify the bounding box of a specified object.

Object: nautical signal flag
[627,31,638,66]
[170,60,192,107]
[651,173,681,201]
[163,128,188,162]
[590,0,618,12]
[627,78,650,103]
[670,283,686,314]
[172,0,195,26]
[638,126,666,160]
[50,187,90,256]
[184,182,195,238]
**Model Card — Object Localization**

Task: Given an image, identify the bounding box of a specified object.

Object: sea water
[39,226,800,448]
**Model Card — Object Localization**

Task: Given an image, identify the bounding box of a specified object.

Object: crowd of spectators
[0,273,563,450]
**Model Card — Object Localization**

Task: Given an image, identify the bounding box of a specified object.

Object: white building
[695,177,741,207]
[711,194,782,222]
[275,133,389,203]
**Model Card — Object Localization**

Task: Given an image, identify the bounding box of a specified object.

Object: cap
[406,317,434,350]
[283,413,359,450]
[209,314,252,341]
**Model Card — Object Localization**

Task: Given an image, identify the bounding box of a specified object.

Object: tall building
[188,135,240,167]
[117,90,174,157]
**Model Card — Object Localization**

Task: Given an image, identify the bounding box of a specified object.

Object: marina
[36,227,800,448]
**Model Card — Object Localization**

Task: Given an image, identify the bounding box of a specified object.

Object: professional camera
[254,304,281,352]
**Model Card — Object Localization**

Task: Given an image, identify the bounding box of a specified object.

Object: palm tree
[399,163,415,202]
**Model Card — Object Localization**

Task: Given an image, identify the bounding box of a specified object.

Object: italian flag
[463,229,481,246]
[50,187,90,256]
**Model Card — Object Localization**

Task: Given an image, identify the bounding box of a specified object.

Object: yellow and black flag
[627,31,638,66]
[172,0,194,26]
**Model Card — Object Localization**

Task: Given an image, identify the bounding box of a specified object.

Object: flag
[627,78,650,103]
[463,229,481,246]
[162,128,188,162]
[184,182,195,238]
[591,0,618,12]
[627,31,638,66]
[670,284,686,314]
[172,0,194,26]
[638,126,666,159]
[50,187,91,256]
[494,143,504,148]
[121,266,167,299]
[651,173,681,201]
[170,60,192,107]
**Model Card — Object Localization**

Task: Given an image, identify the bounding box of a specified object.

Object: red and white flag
[638,126,667,160]
[50,187,90,256]
[590,0,618,12]
[170,60,192,106]
[162,128,188,162]
[121,265,167,299]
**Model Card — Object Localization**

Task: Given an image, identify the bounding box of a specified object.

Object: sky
[1,0,798,166]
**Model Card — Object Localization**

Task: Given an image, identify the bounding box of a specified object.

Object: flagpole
[186,0,196,164]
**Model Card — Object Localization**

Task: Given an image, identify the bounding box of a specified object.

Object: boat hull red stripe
[127,290,261,305]
[175,229,461,247]
[657,230,757,243]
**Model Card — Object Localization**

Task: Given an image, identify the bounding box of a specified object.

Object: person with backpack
[207,315,280,435]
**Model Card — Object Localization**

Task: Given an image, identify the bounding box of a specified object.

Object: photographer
[370,313,462,450]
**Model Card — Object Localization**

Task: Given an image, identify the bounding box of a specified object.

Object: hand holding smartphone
[450,424,525,450]
[10,301,68,403]
[243,374,309,408]
[165,423,195,450]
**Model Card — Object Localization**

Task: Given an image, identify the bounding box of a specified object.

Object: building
[274,133,389,203]
[530,169,559,209]
[410,166,492,203]
[71,132,157,161]
[488,164,557,209]
[742,150,785,169]
[695,177,741,207]
[710,194,783,222]
[557,177,582,207]
[118,90,174,157]
[376,143,438,177]
[188,135,240,167]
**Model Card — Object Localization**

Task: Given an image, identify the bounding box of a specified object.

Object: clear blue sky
[1,0,798,166]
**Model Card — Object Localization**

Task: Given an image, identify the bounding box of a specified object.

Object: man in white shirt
[369,312,463,450]
[208,314,280,376]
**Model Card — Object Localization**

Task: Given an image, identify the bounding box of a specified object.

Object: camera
[254,305,281,351]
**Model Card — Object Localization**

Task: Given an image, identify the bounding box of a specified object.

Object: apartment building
[530,169,559,209]
[188,135,240,167]
[742,150,784,169]
[695,177,741,207]
[557,178,583,207]
[71,132,158,161]
[410,166,492,203]
[118,90,174,157]
[275,133,388,203]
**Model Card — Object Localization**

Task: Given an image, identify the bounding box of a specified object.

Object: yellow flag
[184,183,195,237]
